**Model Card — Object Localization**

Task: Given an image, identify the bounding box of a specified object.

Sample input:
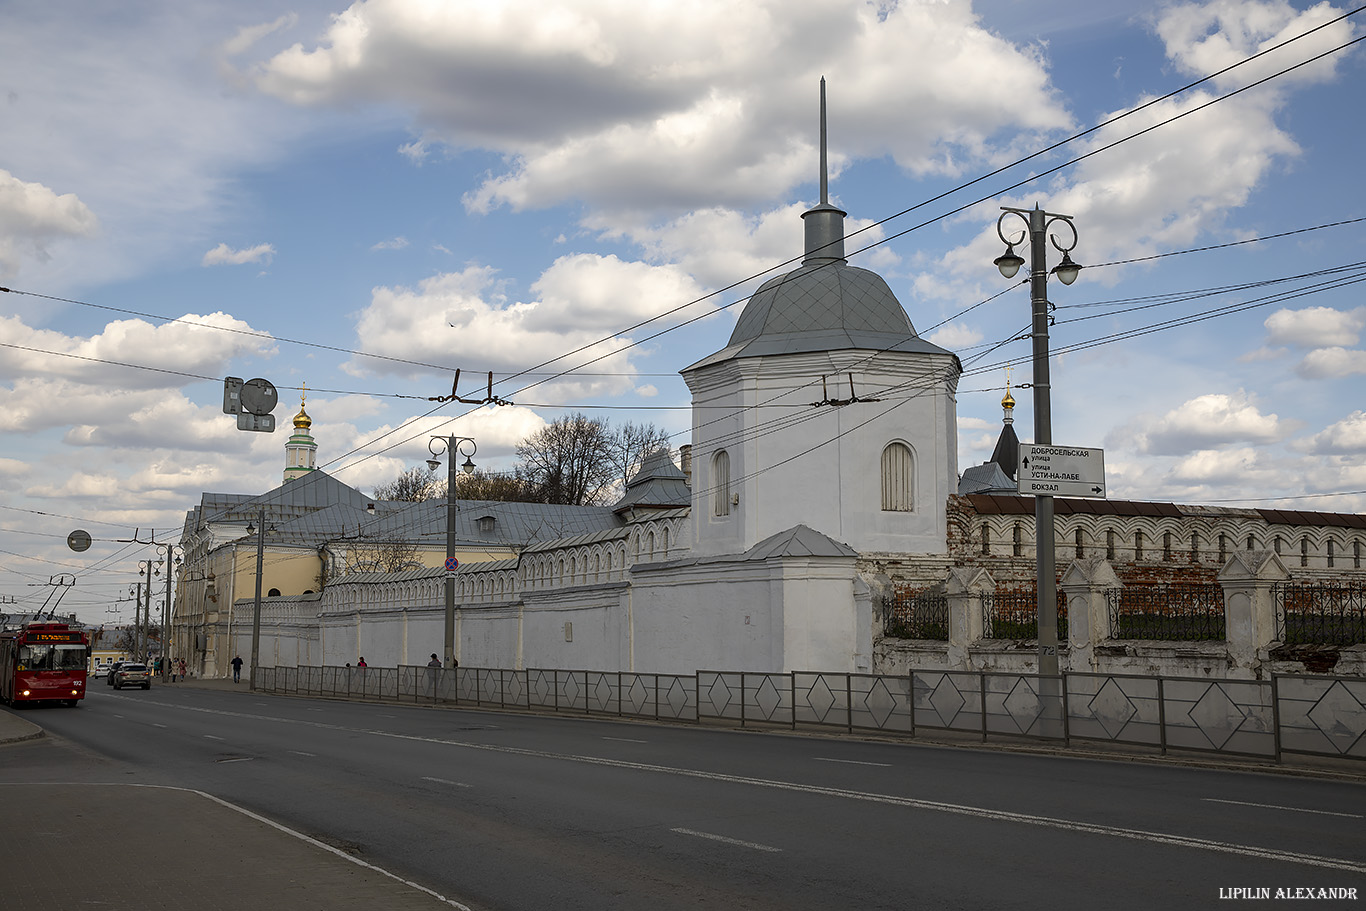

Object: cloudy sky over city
[1,0,1362,622]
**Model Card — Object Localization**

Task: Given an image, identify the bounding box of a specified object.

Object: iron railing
[253,663,1365,764]
[982,586,1067,640]
[1108,583,1225,641]
[1275,581,1366,645]
[885,590,949,640]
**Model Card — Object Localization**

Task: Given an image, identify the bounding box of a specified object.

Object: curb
[0,711,46,745]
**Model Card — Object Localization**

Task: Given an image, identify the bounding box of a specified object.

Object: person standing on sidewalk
[231,655,243,683]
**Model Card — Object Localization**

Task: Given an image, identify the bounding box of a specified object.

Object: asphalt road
[6,683,1365,910]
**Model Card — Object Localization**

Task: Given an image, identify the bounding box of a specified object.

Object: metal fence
[884,590,949,640]
[982,587,1067,639]
[255,664,1365,764]
[1108,583,1226,641]
[1275,581,1366,645]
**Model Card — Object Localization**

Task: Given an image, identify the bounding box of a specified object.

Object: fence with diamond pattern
[255,664,1365,763]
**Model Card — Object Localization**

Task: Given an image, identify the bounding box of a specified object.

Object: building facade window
[1013,523,1022,557]
[1327,539,1335,568]
[1356,540,1362,569]
[1163,531,1173,561]
[1274,536,1282,555]
[1135,531,1144,561]
[981,525,990,556]
[1190,532,1199,563]
[1301,536,1309,568]
[880,442,914,512]
[712,450,731,517]
[1106,529,1115,560]
[1074,529,1084,559]
[1218,533,1228,564]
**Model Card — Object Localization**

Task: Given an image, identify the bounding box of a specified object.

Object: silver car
[112,663,151,690]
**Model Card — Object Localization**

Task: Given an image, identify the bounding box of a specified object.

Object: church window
[1327,540,1335,568]
[1163,532,1173,561]
[1355,540,1362,569]
[1218,534,1228,563]
[1135,531,1144,561]
[1074,529,1084,559]
[880,442,914,512]
[1190,532,1199,563]
[1274,536,1282,555]
[1012,523,1022,557]
[1106,529,1115,560]
[268,588,281,597]
[1247,535,1256,551]
[1300,537,1309,568]
[712,450,731,517]
[980,526,990,556]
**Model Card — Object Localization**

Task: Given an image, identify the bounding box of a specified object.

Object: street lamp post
[245,507,266,690]
[428,435,476,669]
[158,544,181,682]
[992,204,1081,678]
[136,560,159,664]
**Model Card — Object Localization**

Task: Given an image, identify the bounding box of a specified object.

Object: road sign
[237,412,275,432]
[239,378,279,416]
[1018,444,1106,498]
[444,557,460,574]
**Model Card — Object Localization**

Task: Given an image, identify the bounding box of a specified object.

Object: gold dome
[1001,388,1015,410]
[293,384,312,430]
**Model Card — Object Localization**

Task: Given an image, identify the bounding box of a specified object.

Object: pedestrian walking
[231,654,243,683]
[177,658,187,681]
[427,653,441,668]
[357,657,367,668]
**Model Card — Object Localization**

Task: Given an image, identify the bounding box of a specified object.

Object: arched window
[880,442,914,511]
[1106,529,1116,560]
[1327,539,1336,568]
[1135,530,1144,561]
[1218,533,1228,563]
[1074,529,1084,559]
[1300,536,1309,568]
[1012,523,1022,557]
[980,525,990,556]
[712,450,731,517]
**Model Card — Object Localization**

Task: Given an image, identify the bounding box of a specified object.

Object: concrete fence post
[1218,550,1289,678]
[1059,557,1121,673]
[945,566,995,670]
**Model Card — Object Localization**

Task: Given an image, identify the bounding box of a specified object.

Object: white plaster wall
[458,604,521,668]
[779,563,861,672]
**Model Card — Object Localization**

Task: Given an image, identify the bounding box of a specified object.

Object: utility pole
[248,507,265,690]
[428,435,476,669]
[992,204,1081,678]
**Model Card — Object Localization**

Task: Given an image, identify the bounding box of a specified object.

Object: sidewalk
[0,706,469,911]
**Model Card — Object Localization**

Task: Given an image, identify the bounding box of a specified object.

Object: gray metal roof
[613,449,692,513]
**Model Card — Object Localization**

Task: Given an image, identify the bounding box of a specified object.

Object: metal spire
[819,76,828,206]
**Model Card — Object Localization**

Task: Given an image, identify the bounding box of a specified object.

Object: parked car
[105,661,125,686]
[112,663,151,690]
[91,664,108,679]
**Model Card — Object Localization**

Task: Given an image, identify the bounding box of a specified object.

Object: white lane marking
[812,757,891,768]
[216,757,253,764]
[129,697,1366,875]
[602,736,648,744]
[422,776,472,788]
[152,723,167,729]
[672,827,781,853]
[203,734,224,741]
[288,750,316,757]
[1202,798,1364,819]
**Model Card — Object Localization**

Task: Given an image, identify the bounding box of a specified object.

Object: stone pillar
[945,566,994,670]
[1059,557,1121,672]
[1218,550,1289,678]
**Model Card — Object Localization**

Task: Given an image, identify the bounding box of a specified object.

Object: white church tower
[283,384,318,484]
[681,81,961,558]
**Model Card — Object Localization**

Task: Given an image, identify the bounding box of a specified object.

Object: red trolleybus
[0,621,90,707]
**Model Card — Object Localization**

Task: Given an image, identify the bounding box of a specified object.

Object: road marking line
[422,776,471,788]
[133,697,1366,875]
[152,723,167,728]
[216,757,253,764]
[603,736,648,743]
[1202,798,1363,819]
[672,827,781,853]
[203,734,224,741]
[288,750,316,757]
[812,757,891,767]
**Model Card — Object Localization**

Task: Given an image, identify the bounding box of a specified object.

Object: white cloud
[0,312,276,392]
[926,323,983,351]
[1110,391,1286,455]
[202,242,276,266]
[0,169,98,280]
[345,257,709,400]
[1295,346,1366,378]
[371,236,409,251]
[252,0,1070,216]
[1264,305,1366,347]
[1300,411,1366,454]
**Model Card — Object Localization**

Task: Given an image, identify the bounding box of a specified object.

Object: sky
[1,0,1363,625]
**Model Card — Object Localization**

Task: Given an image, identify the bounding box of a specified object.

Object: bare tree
[610,421,672,487]
[342,541,423,575]
[516,413,619,505]
[455,469,541,503]
[373,465,443,502]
